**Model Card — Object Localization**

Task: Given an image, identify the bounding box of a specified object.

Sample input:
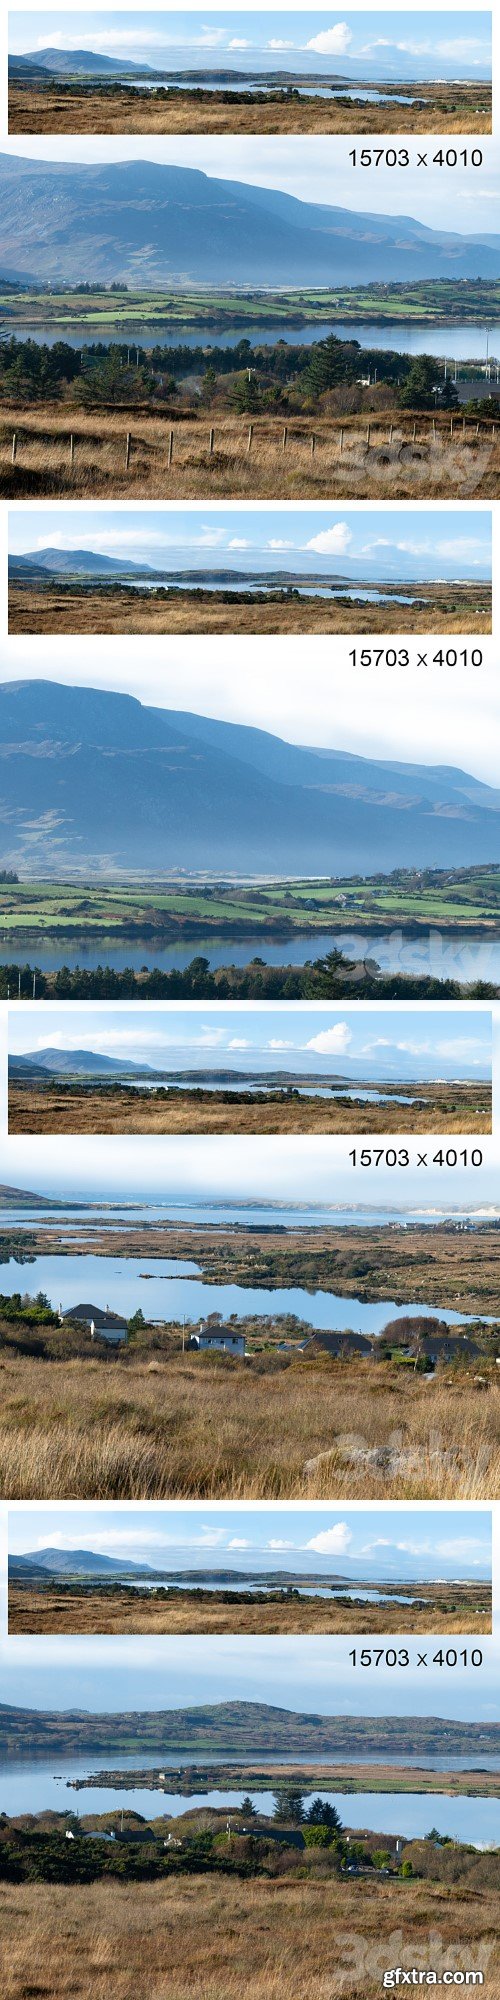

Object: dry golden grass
[8,1081,492,1137]
[0,1352,498,1499]
[1,1874,499,2000]
[8,582,492,638]
[8,1580,491,1636]
[1,408,498,499]
[8,82,492,134]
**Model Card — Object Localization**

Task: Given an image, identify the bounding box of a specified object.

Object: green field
[0,869,498,940]
[2,280,500,330]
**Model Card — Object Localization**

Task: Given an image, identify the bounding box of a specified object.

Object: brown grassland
[0,1351,498,1499]
[1,408,498,499]
[7,79,492,134]
[8,1578,491,1636]
[8,580,492,637]
[8,1078,492,1137]
[1,1872,499,2000]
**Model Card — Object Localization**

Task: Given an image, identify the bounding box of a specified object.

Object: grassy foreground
[8,1578,491,1636]
[8,1078,492,1136]
[8,79,492,134]
[8,579,492,637]
[0,1872,498,2000]
[2,408,498,499]
[0,1351,498,1499]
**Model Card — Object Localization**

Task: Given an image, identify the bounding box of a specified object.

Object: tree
[272,1788,305,1824]
[400,1858,413,1876]
[232,372,260,414]
[398,355,441,410]
[240,1797,255,1818]
[200,364,217,405]
[306,1799,343,1831]
[372,1850,392,1870]
[128,1309,146,1331]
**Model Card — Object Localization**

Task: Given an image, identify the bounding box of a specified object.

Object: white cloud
[304,524,352,556]
[228,538,251,550]
[267,539,294,550]
[228,39,251,51]
[267,40,294,51]
[227,1537,251,1549]
[305,1524,353,1555]
[267,1538,293,1549]
[305,1024,352,1056]
[305,25,352,56]
[268,1038,294,1050]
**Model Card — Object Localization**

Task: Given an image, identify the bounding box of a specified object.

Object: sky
[1,1131,499,1208]
[8,506,493,584]
[1,637,498,787]
[8,1004,493,1082]
[0,1632,498,1719]
[2,135,499,235]
[8,1503,492,1582]
[8,11,493,82]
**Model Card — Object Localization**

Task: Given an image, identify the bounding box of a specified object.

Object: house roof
[306,1331,372,1355]
[62,1302,128,1329]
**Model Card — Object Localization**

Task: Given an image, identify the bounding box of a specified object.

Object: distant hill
[10,47,152,77]
[0,154,499,288]
[0,678,498,878]
[9,547,162,580]
[1,1700,499,1758]
[10,1047,158,1078]
[10,1547,158,1576]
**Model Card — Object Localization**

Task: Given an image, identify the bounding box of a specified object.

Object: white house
[189,1315,246,1357]
[61,1302,128,1345]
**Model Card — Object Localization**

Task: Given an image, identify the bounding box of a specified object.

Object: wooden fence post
[412,420,416,443]
[69,434,74,465]
[366,423,371,447]
[450,418,454,436]
[11,433,17,464]
[310,433,315,456]
[389,423,393,446]
[247,424,253,453]
[209,427,214,455]
[168,429,173,467]
[339,427,343,454]
[125,432,131,469]
[282,426,288,452]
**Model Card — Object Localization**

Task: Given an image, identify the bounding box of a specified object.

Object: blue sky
[8,1503,492,1582]
[8,11,492,81]
[1,1132,499,1209]
[0,1633,498,1720]
[9,506,492,584]
[3,138,499,235]
[8,1005,493,1081]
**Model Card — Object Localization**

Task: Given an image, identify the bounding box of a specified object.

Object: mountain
[0,679,498,877]
[10,1547,157,1576]
[11,47,151,77]
[10,1047,158,1077]
[9,548,162,580]
[1,1700,499,1758]
[0,154,499,288]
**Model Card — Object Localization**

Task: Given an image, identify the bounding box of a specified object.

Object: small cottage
[61,1302,128,1345]
[189,1315,246,1357]
[302,1331,372,1360]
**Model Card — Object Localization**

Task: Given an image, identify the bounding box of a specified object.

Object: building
[189,1314,246,1357]
[302,1331,373,1360]
[60,1302,128,1345]
[408,1331,481,1367]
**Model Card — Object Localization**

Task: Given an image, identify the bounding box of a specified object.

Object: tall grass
[1,409,497,498]
[1,1875,499,2000]
[0,1354,498,1498]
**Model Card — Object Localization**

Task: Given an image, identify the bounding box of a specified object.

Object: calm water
[2,927,498,982]
[0,1758,496,1843]
[120,1580,420,1603]
[2,1202,476,1229]
[119,1080,417,1104]
[0,1248,491,1333]
[122,81,416,105]
[6,320,497,362]
[120,580,415,604]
